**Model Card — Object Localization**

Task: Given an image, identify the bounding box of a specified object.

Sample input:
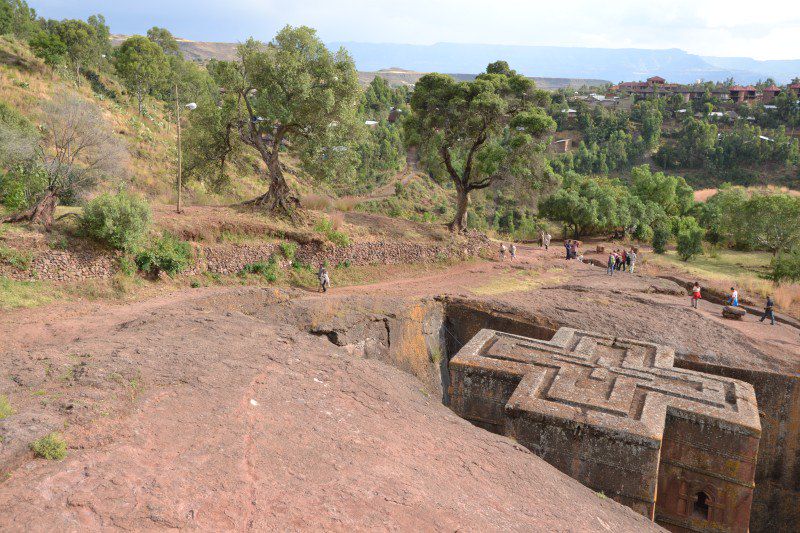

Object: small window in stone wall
[693,491,711,520]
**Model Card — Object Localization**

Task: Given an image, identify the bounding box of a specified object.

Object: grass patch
[471,269,550,296]
[0,245,33,270]
[0,276,57,310]
[239,257,279,282]
[0,395,12,419]
[30,432,67,460]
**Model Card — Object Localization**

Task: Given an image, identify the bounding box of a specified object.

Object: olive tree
[2,95,126,228]
[408,63,555,231]
[209,26,360,216]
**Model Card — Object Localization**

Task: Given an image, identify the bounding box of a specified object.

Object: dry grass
[694,186,800,202]
[301,194,332,211]
[333,197,360,212]
[773,285,800,310]
[329,211,345,231]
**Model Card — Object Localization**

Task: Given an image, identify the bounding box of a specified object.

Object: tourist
[607,251,616,276]
[499,243,507,261]
[544,232,551,250]
[620,249,628,272]
[691,282,701,308]
[628,249,637,273]
[760,296,775,325]
[570,240,578,260]
[510,243,517,261]
[614,250,622,271]
[318,266,330,293]
[564,240,571,260]
[728,287,739,307]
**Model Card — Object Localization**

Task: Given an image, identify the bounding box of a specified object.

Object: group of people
[563,239,582,261]
[606,248,637,275]
[691,283,776,325]
[499,243,517,261]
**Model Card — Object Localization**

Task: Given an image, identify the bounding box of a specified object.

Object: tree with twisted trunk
[206,27,360,218]
[408,62,556,232]
[1,95,126,229]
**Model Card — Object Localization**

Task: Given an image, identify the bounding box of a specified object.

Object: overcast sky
[27,0,800,60]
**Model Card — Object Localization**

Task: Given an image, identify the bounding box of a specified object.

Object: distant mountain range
[333,42,800,85]
[112,35,800,86]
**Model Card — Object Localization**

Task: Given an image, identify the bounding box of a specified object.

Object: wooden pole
[176,83,182,214]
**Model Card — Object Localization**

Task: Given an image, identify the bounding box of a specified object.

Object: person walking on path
[760,296,775,325]
[318,266,330,293]
[728,287,739,307]
[564,240,571,260]
[510,244,517,261]
[499,243,507,262]
[614,250,622,272]
[544,233,551,250]
[691,282,701,308]
[620,250,628,272]
[628,249,637,273]
[607,251,616,276]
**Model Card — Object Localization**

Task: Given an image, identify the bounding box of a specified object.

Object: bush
[30,432,67,460]
[0,394,12,419]
[675,217,705,261]
[239,256,279,282]
[652,224,670,254]
[279,242,298,261]
[135,233,192,276]
[314,217,350,247]
[0,165,48,212]
[81,192,152,251]
[768,249,800,284]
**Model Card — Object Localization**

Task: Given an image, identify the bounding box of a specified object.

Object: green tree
[146,26,181,56]
[699,185,748,247]
[768,249,800,284]
[409,66,555,231]
[0,0,37,39]
[29,30,66,67]
[114,35,169,115]
[48,18,106,81]
[652,221,670,254]
[675,216,705,261]
[629,165,693,216]
[740,193,800,256]
[212,26,361,215]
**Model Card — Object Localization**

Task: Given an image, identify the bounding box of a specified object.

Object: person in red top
[691,282,701,308]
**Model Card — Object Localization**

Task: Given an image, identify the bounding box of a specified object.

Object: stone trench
[291,294,799,533]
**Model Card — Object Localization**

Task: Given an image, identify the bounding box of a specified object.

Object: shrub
[279,241,298,261]
[30,432,67,460]
[675,217,705,261]
[301,194,331,211]
[0,394,12,419]
[314,217,351,247]
[81,192,152,251]
[239,256,279,282]
[652,224,670,254]
[768,249,800,284]
[135,233,192,276]
[0,165,48,212]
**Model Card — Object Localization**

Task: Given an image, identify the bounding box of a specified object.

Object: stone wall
[673,358,800,533]
[2,236,490,281]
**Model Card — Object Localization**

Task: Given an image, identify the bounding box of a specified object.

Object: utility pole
[176,83,183,214]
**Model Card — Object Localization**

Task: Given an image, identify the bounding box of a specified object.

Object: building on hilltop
[760,85,781,103]
[449,327,761,533]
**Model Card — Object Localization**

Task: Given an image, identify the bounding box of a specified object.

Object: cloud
[27,0,800,59]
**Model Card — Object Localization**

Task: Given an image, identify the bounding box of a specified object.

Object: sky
[26,0,800,60]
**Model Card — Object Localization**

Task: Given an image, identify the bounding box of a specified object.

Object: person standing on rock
[628,249,637,274]
[510,244,517,261]
[499,243,507,261]
[318,265,330,293]
[691,282,701,308]
[728,287,739,307]
[760,296,775,325]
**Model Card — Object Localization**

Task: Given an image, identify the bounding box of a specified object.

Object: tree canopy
[114,35,169,115]
[408,65,555,231]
